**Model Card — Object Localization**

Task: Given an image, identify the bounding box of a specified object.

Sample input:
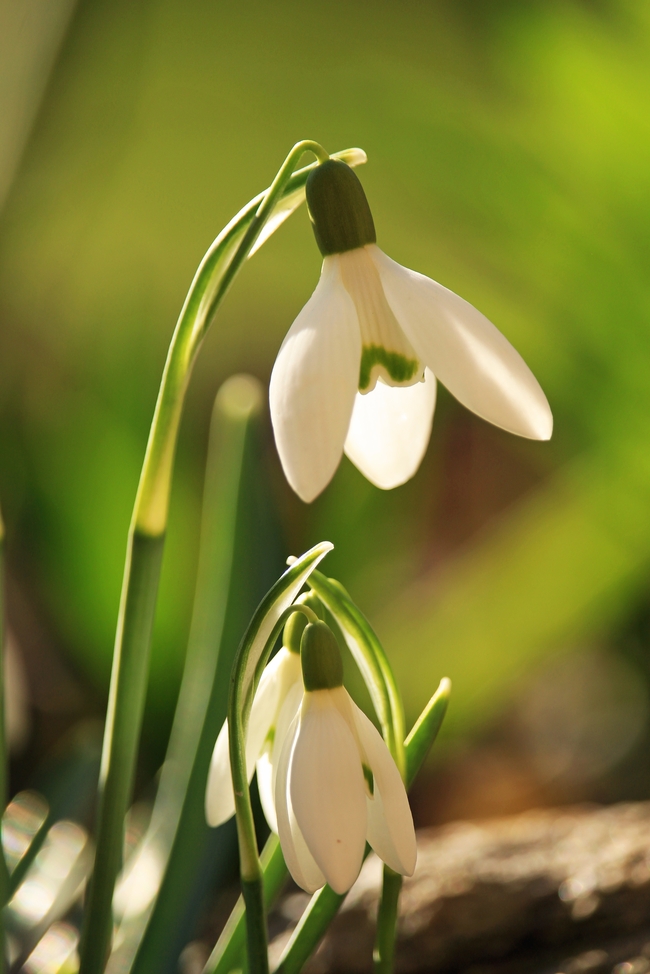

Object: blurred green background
[3,0,650,818]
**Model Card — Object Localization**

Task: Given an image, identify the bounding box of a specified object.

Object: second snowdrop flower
[275,620,417,895]
[270,159,553,502]
[205,595,320,831]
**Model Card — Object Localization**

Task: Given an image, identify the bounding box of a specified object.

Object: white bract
[269,160,552,503]
[275,684,417,895]
[205,647,302,832]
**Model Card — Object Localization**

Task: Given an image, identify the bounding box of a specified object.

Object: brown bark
[269,803,650,974]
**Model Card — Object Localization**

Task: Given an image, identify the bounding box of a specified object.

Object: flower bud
[300,621,344,691]
[306,159,376,256]
[283,592,325,654]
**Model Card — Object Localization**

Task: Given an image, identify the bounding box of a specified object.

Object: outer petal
[344,369,436,489]
[371,247,553,441]
[290,691,367,895]
[205,651,287,827]
[270,257,361,502]
[275,712,326,893]
[350,701,417,876]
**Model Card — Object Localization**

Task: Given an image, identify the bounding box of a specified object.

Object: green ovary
[359,345,420,391]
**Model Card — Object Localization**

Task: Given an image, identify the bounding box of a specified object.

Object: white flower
[270,160,553,503]
[274,623,417,895]
[275,686,416,895]
[205,646,302,831]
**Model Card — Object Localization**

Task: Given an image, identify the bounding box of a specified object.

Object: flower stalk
[78,142,363,974]
[228,601,320,974]
[374,868,402,974]
[203,834,287,974]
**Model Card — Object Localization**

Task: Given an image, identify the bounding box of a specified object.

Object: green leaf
[120,377,278,973]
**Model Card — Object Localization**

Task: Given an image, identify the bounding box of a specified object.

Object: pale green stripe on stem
[122,376,265,974]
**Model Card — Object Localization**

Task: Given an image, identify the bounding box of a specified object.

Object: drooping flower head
[270,159,553,502]
[205,592,323,831]
[274,619,417,895]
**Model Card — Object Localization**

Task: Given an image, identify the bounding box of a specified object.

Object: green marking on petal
[362,763,374,797]
[359,345,420,391]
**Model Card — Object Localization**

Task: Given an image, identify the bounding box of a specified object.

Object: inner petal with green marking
[338,245,423,392]
[359,345,420,392]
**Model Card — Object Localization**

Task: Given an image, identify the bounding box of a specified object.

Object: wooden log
[268,803,650,973]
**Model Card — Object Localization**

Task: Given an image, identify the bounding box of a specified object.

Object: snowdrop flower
[275,620,417,895]
[270,159,553,502]
[205,596,320,831]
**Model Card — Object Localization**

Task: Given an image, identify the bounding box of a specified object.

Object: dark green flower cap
[306,159,376,256]
[283,592,325,655]
[300,621,344,691]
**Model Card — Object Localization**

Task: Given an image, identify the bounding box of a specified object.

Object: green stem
[124,376,264,974]
[203,835,287,974]
[0,507,7,973]
[228,602,319,974]
[79,532,164,973]
[373,868,402,974]
[7,811,50,897]
[372,677,453,974]
[78,139,361,973]
[273,678,451,974]
[241,879,269,974]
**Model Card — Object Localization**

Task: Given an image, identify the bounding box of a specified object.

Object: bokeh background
[3,0,650,834]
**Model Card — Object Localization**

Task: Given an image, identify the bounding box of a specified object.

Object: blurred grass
[0,0,649,742]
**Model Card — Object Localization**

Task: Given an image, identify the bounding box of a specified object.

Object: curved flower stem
[229,602,318,974]
[78,139,359,974]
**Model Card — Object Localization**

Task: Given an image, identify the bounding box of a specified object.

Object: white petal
[270,257,361,502]
[344,369,436,489]
[205,720,236,827]
[256,675,303,834]
[290,691,367,894]
[249,187,305,257]
[371,247,553,440]
[350,702,417,876]
[275,712,326,893]
[256,745,276,833]
[205,650,290,828]
[272,647,303,702]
